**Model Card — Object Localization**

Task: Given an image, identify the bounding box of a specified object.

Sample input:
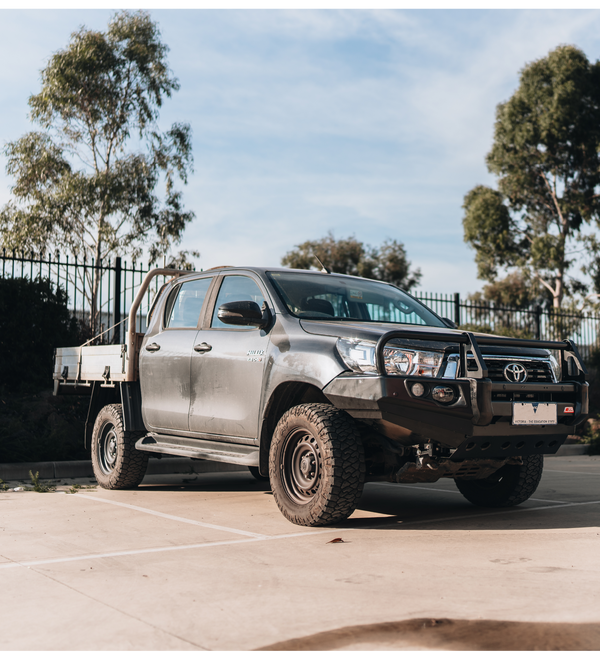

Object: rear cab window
[164,277,213,329]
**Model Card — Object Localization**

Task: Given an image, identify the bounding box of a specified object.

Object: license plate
[512,402,557,426]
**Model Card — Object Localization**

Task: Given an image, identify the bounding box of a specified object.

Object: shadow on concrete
[138,470,600,532]
[257,617,600,651]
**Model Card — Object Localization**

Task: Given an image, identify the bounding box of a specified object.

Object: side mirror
[217,301,271,329]
[442,317,458,329]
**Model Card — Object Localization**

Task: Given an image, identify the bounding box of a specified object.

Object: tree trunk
[554,274,563,309]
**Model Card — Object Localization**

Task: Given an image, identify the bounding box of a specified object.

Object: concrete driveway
[1,455,599,650]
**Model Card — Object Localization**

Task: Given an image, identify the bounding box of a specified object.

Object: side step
[136,434,259,467]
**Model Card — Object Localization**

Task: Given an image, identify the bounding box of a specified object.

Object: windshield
[267,271,445,327]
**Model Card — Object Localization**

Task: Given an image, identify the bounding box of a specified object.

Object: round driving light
[411,382,426,397]
[432,385,456,404]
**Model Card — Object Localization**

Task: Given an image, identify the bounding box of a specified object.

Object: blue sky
[2,9,600,295]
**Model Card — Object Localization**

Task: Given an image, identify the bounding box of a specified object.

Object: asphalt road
[1,455,599,650]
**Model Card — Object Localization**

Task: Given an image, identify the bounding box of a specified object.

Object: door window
[164,277,212,328]
[211,275,265,329]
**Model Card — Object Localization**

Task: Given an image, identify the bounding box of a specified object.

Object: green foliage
[0,11,195,328]
[281,232,421,290]
[581,417,600,455]
[463,45,600,309]
[463,186,523,281]
[0,277,89,463]
[0,390,88,463]
[0,277,83,394]
[66,483,96,494]
[470,272,544,309]
[0,479,8,492]
[28,470,56,493]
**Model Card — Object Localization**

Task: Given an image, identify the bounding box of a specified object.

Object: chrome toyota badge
[504,363,527,383]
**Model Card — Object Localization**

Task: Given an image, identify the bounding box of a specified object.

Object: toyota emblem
[504,363,527,383]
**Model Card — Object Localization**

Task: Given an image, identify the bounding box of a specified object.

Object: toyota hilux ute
[54,266,589,526]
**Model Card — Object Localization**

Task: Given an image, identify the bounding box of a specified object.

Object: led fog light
[432,385,456,404]
[411,382,426,397]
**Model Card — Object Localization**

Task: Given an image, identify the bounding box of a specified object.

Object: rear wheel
[455,454,543,507]
[269,403,365,526]
[91,404,148,489]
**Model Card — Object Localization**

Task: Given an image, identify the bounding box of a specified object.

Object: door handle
[145,343,161,352]
[194,342,212,353]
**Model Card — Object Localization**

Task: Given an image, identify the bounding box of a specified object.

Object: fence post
[113,257,122,344]
[534,304,542,340]
[454,292,460,326]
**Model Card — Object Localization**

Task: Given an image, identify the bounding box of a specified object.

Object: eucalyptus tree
[0,10,195,331]
[282,232,422,290]
[463,45,600,309]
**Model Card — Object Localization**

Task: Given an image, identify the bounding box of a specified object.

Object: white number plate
[512,402,557,426]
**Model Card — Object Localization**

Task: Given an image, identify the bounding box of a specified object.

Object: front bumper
[323,373,589,459]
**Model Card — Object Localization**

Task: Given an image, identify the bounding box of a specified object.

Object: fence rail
[2,251,599,362]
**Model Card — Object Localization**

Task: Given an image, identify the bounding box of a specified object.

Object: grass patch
[66,483,96,494]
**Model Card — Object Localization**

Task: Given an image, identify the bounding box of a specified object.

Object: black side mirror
[442,317,458,329]
[218,301,271,329]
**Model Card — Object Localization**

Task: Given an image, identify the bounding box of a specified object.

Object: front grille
[467,357,554,382]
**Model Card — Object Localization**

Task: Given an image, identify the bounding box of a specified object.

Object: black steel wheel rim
[98,423,118,475]
[282,428,322,505]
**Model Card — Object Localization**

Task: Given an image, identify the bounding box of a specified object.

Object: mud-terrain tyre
[455,454,544,507]
[248,466,269,482]
[91,404,149,490]
[269,403,365,526]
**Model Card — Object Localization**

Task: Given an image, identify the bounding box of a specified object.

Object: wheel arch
[258,381,330,476]
[85,381,145,449]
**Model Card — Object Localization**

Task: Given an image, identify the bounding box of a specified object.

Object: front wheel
[269,403,365,526]
[455,454,543,507]
[91,404,149,489]
[248,466,269,482]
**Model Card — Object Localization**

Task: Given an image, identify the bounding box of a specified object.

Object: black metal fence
[2,251,599,362]
[0,250,175,342]
[414,291,600,362]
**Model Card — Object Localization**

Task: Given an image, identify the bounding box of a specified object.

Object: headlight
[549,353,561,382]
[336,338,443,377]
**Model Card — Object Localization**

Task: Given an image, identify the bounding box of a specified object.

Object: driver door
[189,274,271,440]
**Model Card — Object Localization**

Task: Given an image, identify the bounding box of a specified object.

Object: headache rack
[375,330,587,382]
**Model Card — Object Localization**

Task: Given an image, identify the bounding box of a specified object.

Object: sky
[2,8,600,295]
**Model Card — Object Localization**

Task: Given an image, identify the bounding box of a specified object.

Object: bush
[0,277,83,395]
[0,277,89,462]
[582,417,600,455]
[0,389,89,463]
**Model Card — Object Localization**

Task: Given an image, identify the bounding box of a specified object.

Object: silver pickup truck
[54,266,589,526]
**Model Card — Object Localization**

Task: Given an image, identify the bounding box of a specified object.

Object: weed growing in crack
[29,470,56,493]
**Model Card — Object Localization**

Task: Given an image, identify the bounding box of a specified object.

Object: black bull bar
[375,329,587,381]
[371,330,589,459]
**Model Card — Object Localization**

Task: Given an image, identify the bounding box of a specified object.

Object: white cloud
[3,9,600,294]
[217,9,417,43]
